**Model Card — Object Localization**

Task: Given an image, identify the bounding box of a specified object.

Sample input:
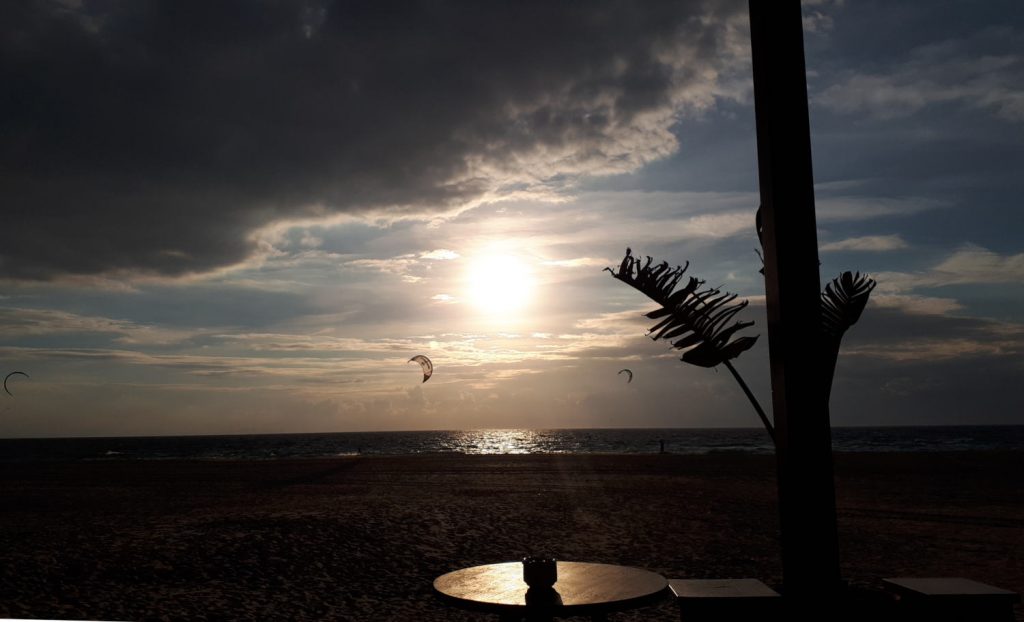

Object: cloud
[208,326,646,369]
[0,307,201,345]
[814,29,1024,122]
[676,211,752,239]
[542,257,611,269]
[876,244,1024,291]
[345,255,420,275]
[815,195,945,221]
[870,295,962,316]
[212,332,423,354]
[420,249,460,261]
[820,234,909,252]
[802,0,843,35]
[842,304,1024,363]
[573,308,654,332]
[932,244,1024,284]
[843,337,1015,362]
[456,191,764,251]
[1,0,751,280]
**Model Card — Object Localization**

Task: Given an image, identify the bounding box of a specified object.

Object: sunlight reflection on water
[437,429,669,454]
[448,429,545,454]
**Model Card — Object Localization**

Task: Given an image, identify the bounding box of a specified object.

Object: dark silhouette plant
[819,271,876,399]
[606,245,875,445]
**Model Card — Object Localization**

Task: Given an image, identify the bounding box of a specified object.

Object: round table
[433,561,668,621]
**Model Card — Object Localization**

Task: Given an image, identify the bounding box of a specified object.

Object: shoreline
[3,425,1021,463]
[1,452,1021,620]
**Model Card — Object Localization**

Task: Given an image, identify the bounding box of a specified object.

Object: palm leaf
[607,247,771,440]
[605,248,759,368]
[819,271,876,399]
[821,271,876,338]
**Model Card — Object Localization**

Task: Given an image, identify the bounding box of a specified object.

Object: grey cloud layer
[2,0,747,279]
[814,28,1024,122]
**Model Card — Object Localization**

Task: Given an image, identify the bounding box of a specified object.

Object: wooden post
[748,0,842,602]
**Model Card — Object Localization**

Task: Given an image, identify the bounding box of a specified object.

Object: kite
[4,371,29,396]
[618,368,633,383]
[408,355,433,383]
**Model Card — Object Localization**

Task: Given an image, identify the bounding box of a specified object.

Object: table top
[433,561,668,616]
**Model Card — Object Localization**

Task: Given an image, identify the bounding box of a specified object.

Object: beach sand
[1,452,1021,621]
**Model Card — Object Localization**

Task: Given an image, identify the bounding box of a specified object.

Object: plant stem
[724,360,775,443]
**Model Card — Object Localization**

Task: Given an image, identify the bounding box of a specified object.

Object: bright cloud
[933,244,1024,284]
[420,249,461,260]
[820,235,909,252]
[542,257,611,269]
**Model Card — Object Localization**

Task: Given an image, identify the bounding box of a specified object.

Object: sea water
[0,425,1022,462]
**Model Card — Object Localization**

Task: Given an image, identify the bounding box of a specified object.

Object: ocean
[1,425,1022,463]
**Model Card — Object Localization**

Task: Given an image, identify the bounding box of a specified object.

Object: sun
[464,253,535,315]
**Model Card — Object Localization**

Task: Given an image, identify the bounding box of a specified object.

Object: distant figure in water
[659,439,665,454]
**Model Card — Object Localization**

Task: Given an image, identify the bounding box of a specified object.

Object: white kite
[618,368,633,383]
[408,355,433,383]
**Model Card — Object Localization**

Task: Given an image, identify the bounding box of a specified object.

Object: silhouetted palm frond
[819,271,876,399]
[606,248,758,368]
[606,248,772,440]
[821,271,876,339]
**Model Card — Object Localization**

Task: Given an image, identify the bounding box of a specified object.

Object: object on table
[522,556,557,588]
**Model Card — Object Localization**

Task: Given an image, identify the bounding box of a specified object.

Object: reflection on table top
[433,561,668,615]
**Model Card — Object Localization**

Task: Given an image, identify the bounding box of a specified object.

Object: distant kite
[409,355,433,383]
[618,368,633,383]
[4,371,29,396]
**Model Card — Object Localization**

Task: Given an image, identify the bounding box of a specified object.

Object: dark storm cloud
[1,0,746,279]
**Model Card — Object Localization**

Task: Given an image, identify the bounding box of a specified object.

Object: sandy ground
[0,452,1021,621]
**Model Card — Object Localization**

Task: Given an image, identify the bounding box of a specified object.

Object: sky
[2,0,1023,438]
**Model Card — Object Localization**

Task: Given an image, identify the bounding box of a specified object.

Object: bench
[668,578,781,621]
[883,577,1020,622]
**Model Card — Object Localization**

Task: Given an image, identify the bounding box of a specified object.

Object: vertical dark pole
[748,0,841,603]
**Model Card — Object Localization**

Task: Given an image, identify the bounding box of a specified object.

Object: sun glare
[465,253,535,315]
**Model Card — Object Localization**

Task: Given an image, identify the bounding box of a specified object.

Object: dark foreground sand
[1,452,1021,621]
